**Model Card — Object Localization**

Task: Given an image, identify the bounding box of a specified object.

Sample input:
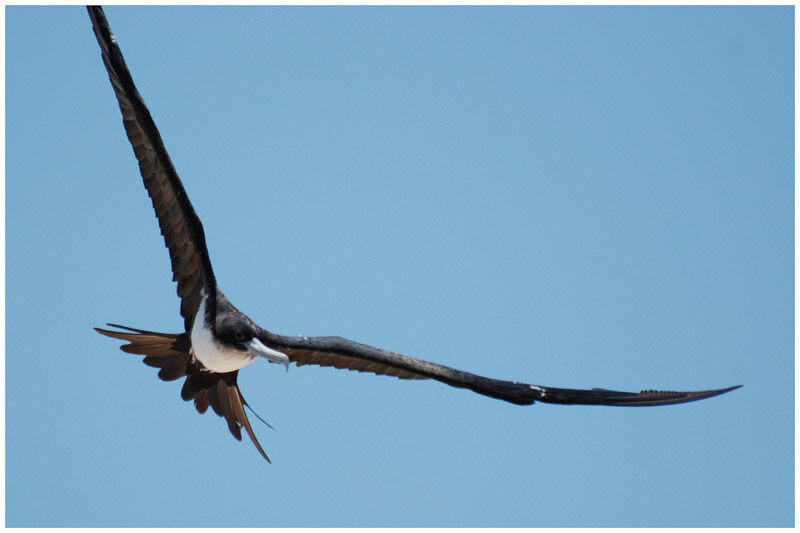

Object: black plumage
[89,5,740,463]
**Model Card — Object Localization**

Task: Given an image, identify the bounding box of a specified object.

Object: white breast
[190,297,257,373]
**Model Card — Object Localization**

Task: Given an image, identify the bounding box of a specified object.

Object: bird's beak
[243,338,290,371]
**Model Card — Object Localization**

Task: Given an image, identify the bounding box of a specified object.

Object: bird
[88,5,741,463]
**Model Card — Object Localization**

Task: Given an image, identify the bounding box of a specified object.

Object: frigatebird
[89,5,740,463]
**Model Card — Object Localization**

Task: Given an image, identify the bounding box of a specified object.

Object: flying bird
[88,5,740,463]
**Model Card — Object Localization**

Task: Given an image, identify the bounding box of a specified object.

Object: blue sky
[6,5,793,527]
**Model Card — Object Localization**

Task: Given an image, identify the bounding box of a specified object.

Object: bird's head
[216,316,290,370]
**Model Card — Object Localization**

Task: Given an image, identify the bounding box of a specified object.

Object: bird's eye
[234,331,246,342]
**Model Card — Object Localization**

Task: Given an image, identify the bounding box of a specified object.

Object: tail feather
[95,323,271,463]
[193,388,210,414]
[95,324,190,381]
[180,366,271,463]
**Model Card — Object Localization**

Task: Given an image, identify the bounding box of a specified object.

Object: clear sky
[6,5,793,527]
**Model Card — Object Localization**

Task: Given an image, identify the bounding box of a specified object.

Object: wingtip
[717,384,743,395]
[671,383,742,404]
[673,384,742,402]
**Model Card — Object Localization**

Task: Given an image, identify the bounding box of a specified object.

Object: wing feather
[265,332,740,406]
[88,6,215,330]
[286,347,427,380]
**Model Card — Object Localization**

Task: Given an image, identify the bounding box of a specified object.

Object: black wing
[88,6,216,331]
[260,332,741,406]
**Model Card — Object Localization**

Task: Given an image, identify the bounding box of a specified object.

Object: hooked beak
[243,337,290,371]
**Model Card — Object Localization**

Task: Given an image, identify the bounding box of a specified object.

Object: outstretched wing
[262,332,741,406]
[88,6,216,331]
[95,324,271,462]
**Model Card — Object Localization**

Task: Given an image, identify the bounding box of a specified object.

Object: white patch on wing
[191,297,257,373]
[529,384,546,398]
